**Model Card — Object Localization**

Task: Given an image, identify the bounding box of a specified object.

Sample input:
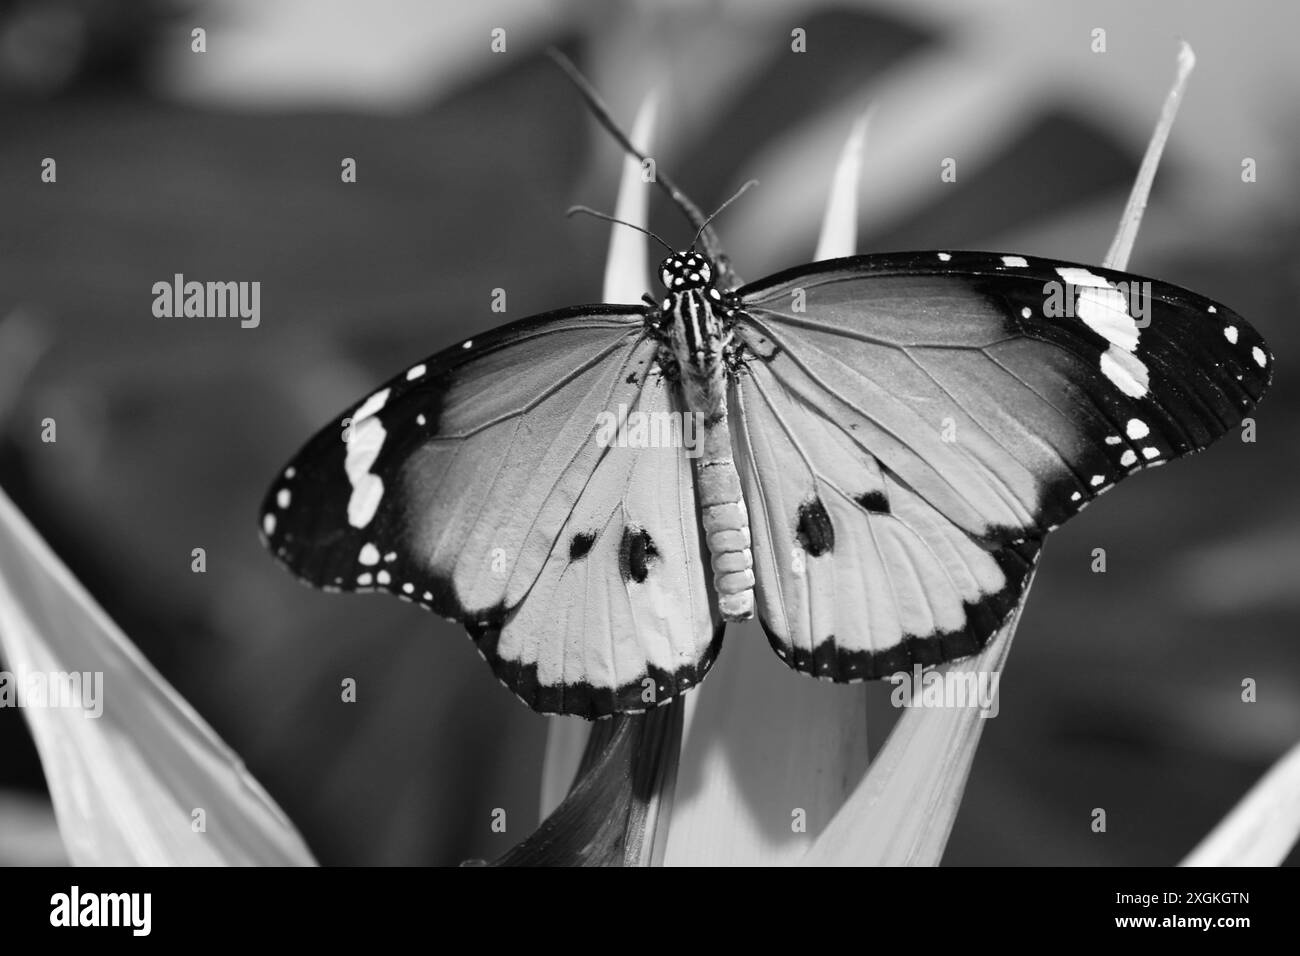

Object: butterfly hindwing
[730,357,1041,678]
[483,370,723,716]
[262,305,721,719]
[730,251,1270,677]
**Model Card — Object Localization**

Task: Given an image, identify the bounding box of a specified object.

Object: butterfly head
[659,252,714,292]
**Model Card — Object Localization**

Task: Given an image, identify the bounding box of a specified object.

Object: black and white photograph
[0,0,1295,919]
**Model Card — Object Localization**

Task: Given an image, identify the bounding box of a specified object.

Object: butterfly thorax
[656,251,737,422]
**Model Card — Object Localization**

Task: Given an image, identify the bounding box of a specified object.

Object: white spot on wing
[1252,346,1267,367]
[402,582,414,594]
[345,417,386,529]
[1077,284,1139,352]
[1105,435,1121,445]
[262,513,276,535]
[1100,345,1150,398]
[1208,305,1217,314]
[462,340,473,349]
[357,572,373,586]
[276,488,291,508]
[1021,307,1032,319]
[1002,255,1028,267]
[353,387,390,423]
[359,543,380,566]
[284,467,296,479]
[1120,449,1137,467]
[1142,446,1160,460]
[406,363,427,380]
[1126,418,1150,439]
[1056,267,1110,289]
[376,569,391,585]
[1224,325,1238,344]
[1070,491,1082,501]
[1090,474,1105,487]
[937,253,952,262]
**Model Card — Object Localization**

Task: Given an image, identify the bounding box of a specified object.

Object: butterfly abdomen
[696,416,755,621]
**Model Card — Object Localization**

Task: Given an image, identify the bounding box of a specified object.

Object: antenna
[547,49,725,265]
[565,205,675,254]
[691,179,758,250]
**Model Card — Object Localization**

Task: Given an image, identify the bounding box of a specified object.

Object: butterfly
[260,62,1272,721]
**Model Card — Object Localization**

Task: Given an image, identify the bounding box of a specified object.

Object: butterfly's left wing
[730,251,1271,679]
[261,305,722,719]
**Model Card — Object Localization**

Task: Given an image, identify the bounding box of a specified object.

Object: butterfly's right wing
[262,305,722,719]
[726,252,1269,680]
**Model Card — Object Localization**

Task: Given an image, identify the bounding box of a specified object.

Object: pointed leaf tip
[1181,741,1300,867]
[603,91,659,302]
[1104,42,1196,271]
[814,108,872,262]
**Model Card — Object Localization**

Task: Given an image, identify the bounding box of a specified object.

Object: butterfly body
[654,251,756,620]
[655,251,737,415]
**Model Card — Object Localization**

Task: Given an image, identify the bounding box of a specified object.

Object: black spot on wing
[855,490,890,514]
[795,498,835,556]
[618,526,659,583]
[569,531,597,561]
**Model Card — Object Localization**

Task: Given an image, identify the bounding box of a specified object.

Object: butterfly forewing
[737,252,1271,537]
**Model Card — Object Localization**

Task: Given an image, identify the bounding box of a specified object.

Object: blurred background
[0,0,1297,865]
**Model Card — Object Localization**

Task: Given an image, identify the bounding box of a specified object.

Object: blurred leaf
[814,109,872,261]
[0,789,67,865]
[1181,741,1300,866]
[1104,42,1195,269]
[0,483,316,865]
[495,703,682,867]
[603,91,658,302]
[801,586,1029,866]
[155,0,557,110]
